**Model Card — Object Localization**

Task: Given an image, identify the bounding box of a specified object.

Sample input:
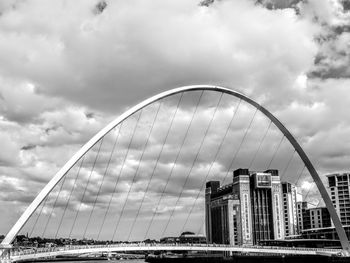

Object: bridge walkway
[7,243,344,262]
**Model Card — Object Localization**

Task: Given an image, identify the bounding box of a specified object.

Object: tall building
[205,168,284,246]
[231,168,253,245]
[327,173,350,225]
[205,180,242,245]
[281,182,298,236]
[250,169,284,243]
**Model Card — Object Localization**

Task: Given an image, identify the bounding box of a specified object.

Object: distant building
[327,173,350,225]
[160,237,179,243]
[281,182,298,236]
[179,232,206,244]
[297,201,307,234]
[303,207,332,230]
[301,225,350,241]
[160,232,206,244]
[205,168,284,246]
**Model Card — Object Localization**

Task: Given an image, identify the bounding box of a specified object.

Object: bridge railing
[10,242,342,257]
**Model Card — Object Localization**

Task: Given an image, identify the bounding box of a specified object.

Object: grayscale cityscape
[0,1,350,263]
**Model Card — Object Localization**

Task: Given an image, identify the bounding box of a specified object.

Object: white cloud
[0,0,349,241]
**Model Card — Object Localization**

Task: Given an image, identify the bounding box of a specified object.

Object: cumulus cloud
[0,0,318,112]
[1,0,350,241]
[302,0,350,79]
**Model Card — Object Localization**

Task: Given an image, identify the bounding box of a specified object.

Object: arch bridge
[8,243,344,262]
[1,85,349,261]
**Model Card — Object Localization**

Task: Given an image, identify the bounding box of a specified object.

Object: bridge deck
[8,243,343,262]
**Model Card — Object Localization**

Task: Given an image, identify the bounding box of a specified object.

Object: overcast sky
[0,0,350,241]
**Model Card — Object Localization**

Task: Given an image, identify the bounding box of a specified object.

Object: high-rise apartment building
[205,168,284,246]
[327,173,350,225]
[281,182,298,236]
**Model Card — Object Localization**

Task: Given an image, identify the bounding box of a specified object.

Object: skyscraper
[327,173,350,225]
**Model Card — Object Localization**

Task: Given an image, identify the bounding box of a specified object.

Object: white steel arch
[1,85,349,254]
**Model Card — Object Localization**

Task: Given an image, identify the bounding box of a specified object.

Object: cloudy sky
[0,0,350,241]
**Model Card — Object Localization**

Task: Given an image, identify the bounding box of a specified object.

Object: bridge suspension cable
[127,95,184,241]
[112,102,162,240]
[69,138,104,239]
[83,126,122,239]
[223,108,258,184]
[2,85,348,255]
[144,91,204,239]
[248,120,272,169]
[181,98,242,234]
[54,156,85,239]
[161,92,223,237]
[29,193,49,238]
[42,176,67,238]
[107,110,143,241]
[96,122,125,240]
[295,164,306,187]
[280,149,296,181]
[266,134,285,170]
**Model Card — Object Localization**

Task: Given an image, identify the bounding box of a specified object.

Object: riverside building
[297,201,307,234]
[205,168,284,246]
[281,182,298,236]
[302,207,332,230]
[327,173,350,226]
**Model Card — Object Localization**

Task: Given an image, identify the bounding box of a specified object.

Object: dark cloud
[257,0,302,10]
[85,112,95,119]
[342,0,350,10]
[93,1,107,15]
[21,144,36,151]
[301,0,350,79]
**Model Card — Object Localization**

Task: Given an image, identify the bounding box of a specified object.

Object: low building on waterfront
[160,232,206,244]
[301,225,350,240]
[302,207,332,230]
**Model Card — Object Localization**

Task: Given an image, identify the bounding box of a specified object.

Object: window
[328,176,336,187]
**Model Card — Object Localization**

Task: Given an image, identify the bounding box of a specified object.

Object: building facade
[205,168,284,246]
[297,201,307,234]
[232,169,252,245]
[302,207,332,230]
[301,225,350,241]
[327,173,350,226]
[250,170,284,243]
[281,182,298,237]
